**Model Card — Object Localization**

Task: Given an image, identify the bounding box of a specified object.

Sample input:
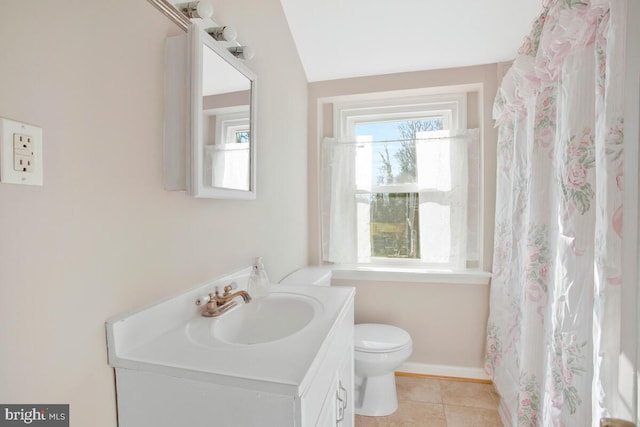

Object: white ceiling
[279,0,543,82]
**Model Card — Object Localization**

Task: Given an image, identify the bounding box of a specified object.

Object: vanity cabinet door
[315,372,339,426]
[299,302,354,426]
[336,344,354,427]
[334,305,354,427]
[314,344,354,427]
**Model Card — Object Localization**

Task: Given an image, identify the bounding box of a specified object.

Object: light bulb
[207,26,237,42]
[195,1,214,19]
[176,1,214,19]
[241,46,254,60]
[222,26,237,42]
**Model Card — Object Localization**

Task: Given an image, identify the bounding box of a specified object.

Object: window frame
[215,110,251,146]
[330,92,480,271]
[335,93,467,141]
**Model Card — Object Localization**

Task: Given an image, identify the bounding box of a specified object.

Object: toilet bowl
[280,268,413,417]
[354,323,412,416]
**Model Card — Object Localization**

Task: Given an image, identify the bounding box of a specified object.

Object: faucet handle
[195,294,211,306]
[222,281,238,296]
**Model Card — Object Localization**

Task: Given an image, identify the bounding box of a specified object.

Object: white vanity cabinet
[106,269,355,427]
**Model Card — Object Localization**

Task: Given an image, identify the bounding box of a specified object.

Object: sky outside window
[354,118,443,185]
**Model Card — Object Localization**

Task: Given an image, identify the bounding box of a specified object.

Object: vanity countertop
[106,281,355,396]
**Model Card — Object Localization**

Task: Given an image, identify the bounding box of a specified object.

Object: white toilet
[280,268,413,417]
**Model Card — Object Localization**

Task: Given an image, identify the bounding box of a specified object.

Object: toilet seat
[354,324,412,353]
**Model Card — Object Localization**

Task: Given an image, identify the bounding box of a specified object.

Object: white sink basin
[186,292,322,346]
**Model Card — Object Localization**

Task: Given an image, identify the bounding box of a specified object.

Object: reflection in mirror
[201,45,252,191]
[189,24,257,199]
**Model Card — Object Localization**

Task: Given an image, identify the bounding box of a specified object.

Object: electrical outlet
[13,133,35,172]
[0,118,43,186]
[14,133,33,151]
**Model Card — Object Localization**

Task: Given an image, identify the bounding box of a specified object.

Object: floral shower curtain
[485,1,626,426]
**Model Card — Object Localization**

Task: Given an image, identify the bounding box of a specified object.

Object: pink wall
[0,0,308,424]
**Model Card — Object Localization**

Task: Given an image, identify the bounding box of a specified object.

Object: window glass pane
[354,119,443,186]
[368,192,420,259]
[235,131,249,143]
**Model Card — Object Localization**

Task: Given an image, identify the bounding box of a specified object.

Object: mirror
[190,26,256,199]
[162,17,257,199]
[202,48,251,191]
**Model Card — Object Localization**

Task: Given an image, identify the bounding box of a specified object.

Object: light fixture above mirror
[146,0,254,58]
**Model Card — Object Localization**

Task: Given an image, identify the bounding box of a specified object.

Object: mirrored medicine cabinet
[161,9,257,199]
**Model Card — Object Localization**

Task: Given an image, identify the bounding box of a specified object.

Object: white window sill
[330,265,491,285]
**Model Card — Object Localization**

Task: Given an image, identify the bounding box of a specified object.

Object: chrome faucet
[196,282,252,317]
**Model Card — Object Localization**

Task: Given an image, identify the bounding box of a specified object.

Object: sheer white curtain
[205,144,250,190]
[321,138,358,263]
[416,130,475,268]
[322,130,478,267]
[485,1,626,425]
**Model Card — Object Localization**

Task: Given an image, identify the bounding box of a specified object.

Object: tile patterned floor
[355,375,503,427]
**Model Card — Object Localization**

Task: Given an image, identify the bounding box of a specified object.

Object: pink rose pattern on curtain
[485,1,625,426]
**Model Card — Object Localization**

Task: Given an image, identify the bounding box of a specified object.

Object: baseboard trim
[396,362,491,383]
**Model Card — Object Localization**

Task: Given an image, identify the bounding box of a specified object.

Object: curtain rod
[325,128,479,145]
[341,138,428,145]
[325,136,475,146]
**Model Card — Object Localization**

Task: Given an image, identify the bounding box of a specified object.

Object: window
[216,111,250,146]
[322,93,480,270]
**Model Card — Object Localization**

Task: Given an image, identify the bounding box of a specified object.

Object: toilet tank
[280,267,332,286]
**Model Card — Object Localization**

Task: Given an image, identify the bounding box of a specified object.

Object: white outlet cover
[0,117,43,186]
